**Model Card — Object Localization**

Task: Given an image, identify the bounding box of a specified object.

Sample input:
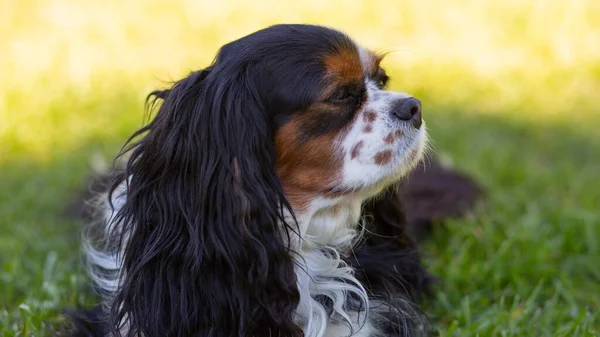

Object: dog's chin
[357,127,428,198]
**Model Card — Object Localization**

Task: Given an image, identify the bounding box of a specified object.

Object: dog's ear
[108,62,302,336]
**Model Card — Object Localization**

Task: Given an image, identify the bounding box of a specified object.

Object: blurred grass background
[1,0,599,335]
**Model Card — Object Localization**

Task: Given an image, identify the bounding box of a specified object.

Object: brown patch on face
[395,130,403,138]
[374,150,393,166]
[323,46,363,86]
[275,118,344,212]
[363,124,373,133]
[274,43,371,212]
[351,141,363,159]
[363,111,377,123]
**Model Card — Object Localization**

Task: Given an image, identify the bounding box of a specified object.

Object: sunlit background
[1,0,599,335]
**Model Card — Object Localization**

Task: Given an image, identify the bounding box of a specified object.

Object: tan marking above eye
[351,141,363,159]
[323,46,363,85]
[275,114,346,212]
[374,150,393,165]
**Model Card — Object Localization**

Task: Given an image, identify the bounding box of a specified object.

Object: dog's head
[108,24,426,336]
[151,24,426,212]
[267,26,427,213]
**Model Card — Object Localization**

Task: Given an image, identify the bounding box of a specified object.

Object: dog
[69,24,482,337]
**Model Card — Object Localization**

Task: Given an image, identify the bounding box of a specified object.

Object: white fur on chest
[303,196,364,250]
[292,195,378,337]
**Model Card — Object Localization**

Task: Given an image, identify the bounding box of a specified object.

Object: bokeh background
[1,0,599,335]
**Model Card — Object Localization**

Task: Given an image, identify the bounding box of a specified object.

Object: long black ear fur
[105,65,301,336]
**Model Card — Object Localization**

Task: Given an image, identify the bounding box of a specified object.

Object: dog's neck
[289,193,376,337]
[296,194,366,251]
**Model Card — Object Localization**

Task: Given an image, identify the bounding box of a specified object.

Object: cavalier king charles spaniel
[69,24,481,337]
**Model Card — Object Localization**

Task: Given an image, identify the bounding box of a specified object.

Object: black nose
[392,97,422,129]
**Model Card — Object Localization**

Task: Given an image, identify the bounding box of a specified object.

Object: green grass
[1,0,599,336]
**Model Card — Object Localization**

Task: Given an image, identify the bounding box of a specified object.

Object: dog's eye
[376,76,389,89]
[330,87,352,103]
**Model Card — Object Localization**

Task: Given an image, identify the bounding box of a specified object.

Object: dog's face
[252,26,428,212]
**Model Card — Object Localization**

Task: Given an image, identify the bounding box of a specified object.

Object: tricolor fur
[78,24,434,337]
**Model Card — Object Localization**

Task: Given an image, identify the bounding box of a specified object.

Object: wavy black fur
[66,164,481,337]
[359,184,434,299]
[108,39,294,337]
[65,24,484,337]
[84,25,364,337]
